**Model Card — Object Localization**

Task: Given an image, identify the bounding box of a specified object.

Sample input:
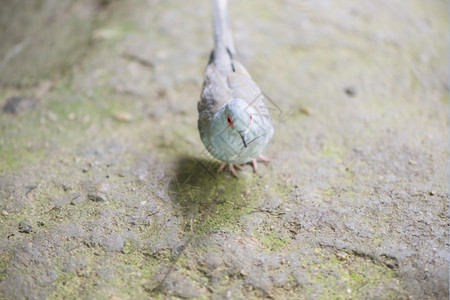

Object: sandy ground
[0,0,448,299]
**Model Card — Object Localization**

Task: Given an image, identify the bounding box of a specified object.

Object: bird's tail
[212,0,235,58]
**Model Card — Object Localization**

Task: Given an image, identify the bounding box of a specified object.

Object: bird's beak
[238,130,247,148]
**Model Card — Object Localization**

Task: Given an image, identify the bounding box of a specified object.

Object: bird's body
[198,0,273,174]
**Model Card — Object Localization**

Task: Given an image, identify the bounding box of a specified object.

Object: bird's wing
[198,63,232,137]
[227,63,268,115]
[200,63,231,111]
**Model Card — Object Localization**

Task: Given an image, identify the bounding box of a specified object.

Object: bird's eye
[226,114,234,128]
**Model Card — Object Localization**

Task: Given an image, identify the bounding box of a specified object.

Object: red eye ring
[226,114,234,128]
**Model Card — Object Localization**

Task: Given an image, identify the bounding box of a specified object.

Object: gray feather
[198,0,274,164]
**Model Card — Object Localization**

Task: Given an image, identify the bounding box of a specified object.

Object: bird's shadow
[167,155,254,233]
[150,156,260,292]
[168,156,225,217]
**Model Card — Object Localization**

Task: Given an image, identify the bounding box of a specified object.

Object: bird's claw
[251,155,269,172]
[218,155,269,177]
[218,162,241,177]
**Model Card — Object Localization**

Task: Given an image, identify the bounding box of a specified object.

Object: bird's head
[223,98,253,148]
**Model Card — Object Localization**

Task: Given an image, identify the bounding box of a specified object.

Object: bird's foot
[218,162,242,177]
[251,155,269,172]
[218,155,269,177]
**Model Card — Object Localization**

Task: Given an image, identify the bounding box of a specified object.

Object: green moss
[268,180,291,201]
[49,247,161,300]
[0,251,12,282]
[321,143,347,161]
[94,23,137,43]
[0,110,46,171]
[304,252,404,299]
[192,175,258,234]
[321,189,334,196]
[169,157,263,235]
[48,251,96,299]
[0,75,149,172]
[256,230,290,252]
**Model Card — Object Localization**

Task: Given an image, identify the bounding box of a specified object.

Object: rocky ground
[0,0,448,299]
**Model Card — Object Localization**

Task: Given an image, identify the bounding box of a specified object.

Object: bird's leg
[218,162,227,172]
[251,155,270,172]
[218,156,268,176]
[251,159,258,171]
[228,164,238,177]
[257,154,269,163]
[218,162,241,177]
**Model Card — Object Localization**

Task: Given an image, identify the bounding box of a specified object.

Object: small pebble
[93,28,121,41]
[113,112,134,122]
[70,193,83,205]
[82,164,91,173]
[47,111,58,121]
[336,252,348,261]
[19,221,33,233]
[2,96,36,114]
[88,193,107,202]
[344,86,356,97]
[299,107,312,115]
[95,182,110,193]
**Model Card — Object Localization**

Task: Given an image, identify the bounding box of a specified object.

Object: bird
[198,0,274,177]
